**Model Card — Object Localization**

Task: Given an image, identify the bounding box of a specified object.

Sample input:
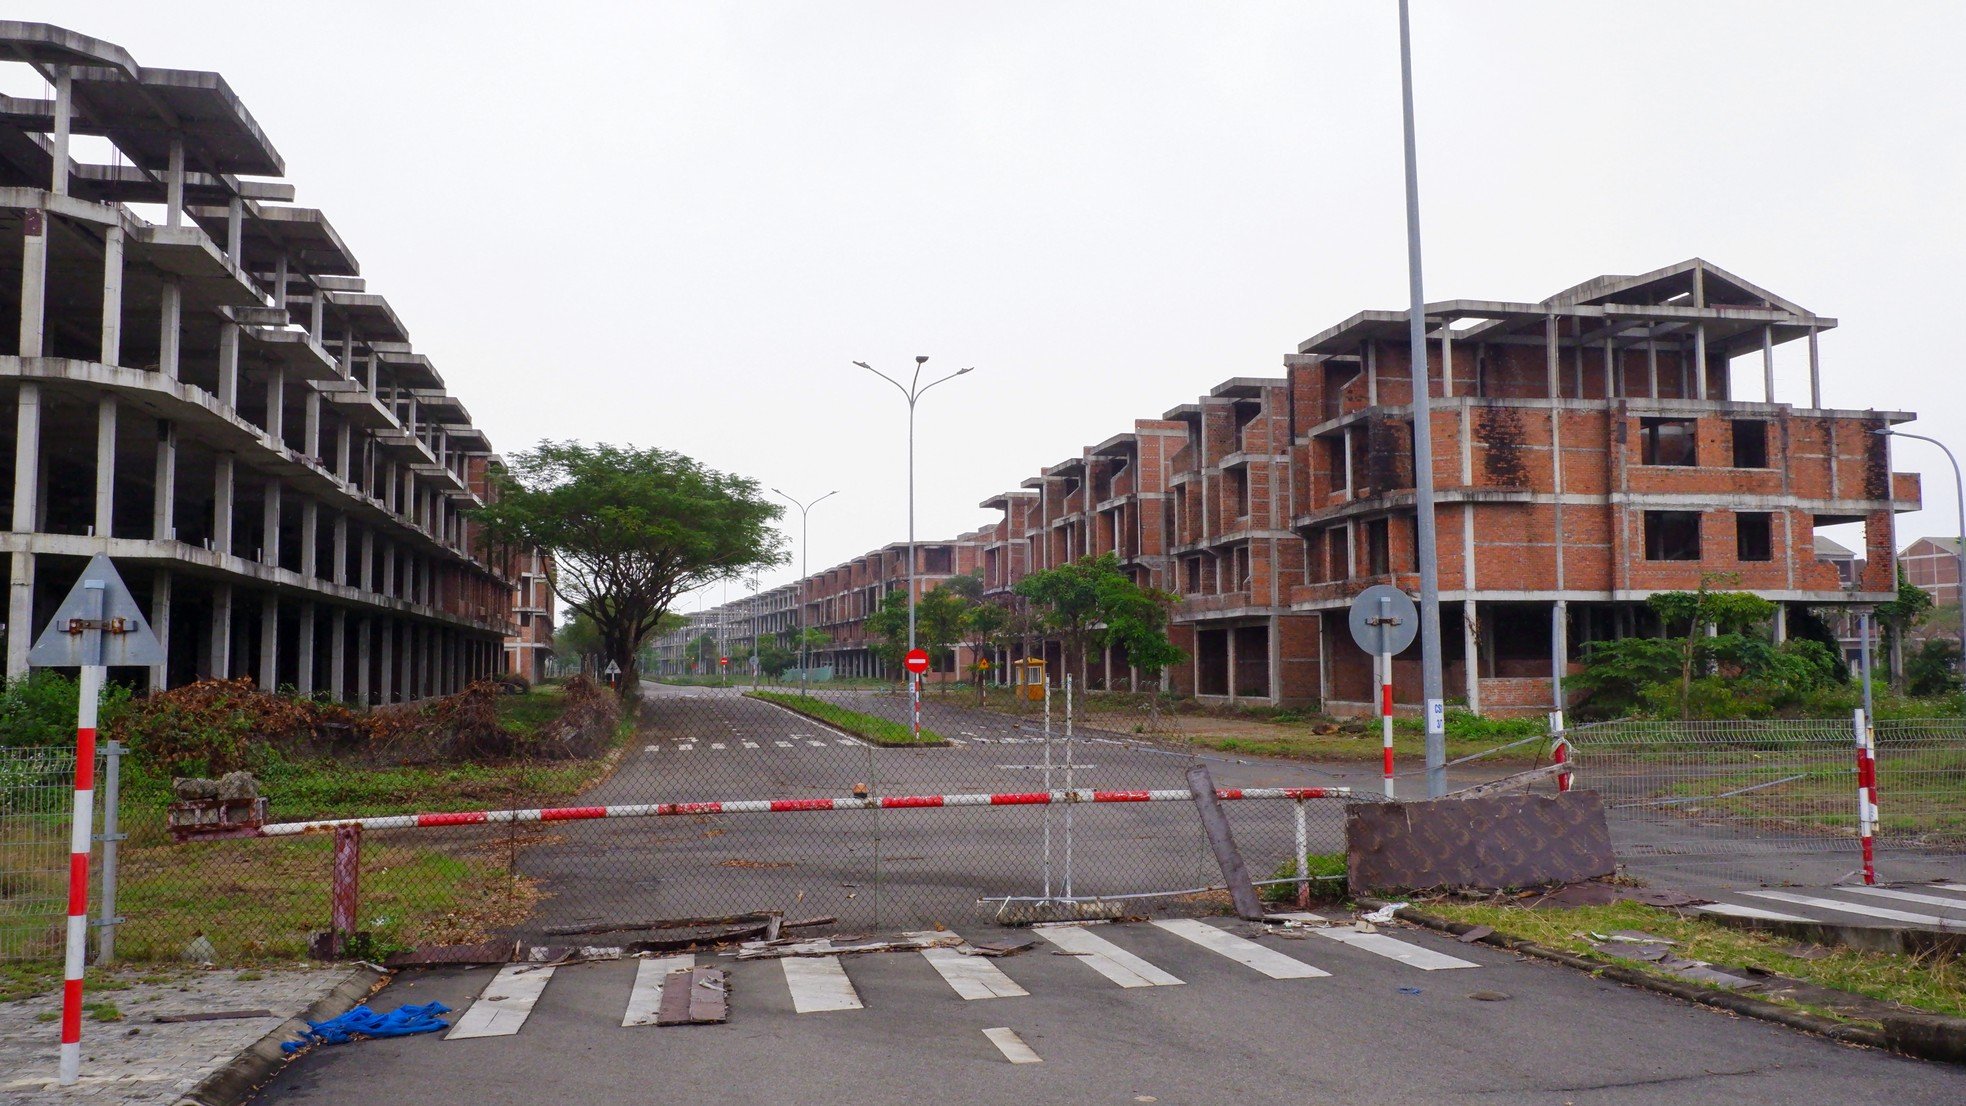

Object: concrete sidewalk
[0,965,371,1104]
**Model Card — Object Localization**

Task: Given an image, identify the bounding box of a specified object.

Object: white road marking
[921,947,1029,999]
[1699,902,1813,923]
[836,738,857,746]
[946,737,965,745]
[447,964,555,1039]
[1150,918,1328,979]
[1939,883,1966,894]
[742,741,759,749]
[807,740,828,748]
[622,954,695,1027]
[1315,929,1478,970]
[643,745,658,753]
[982,1026,1042,1064]
[775,740,793,748]
[1037,924,1183,987]
[678,744,695,752]
[781,955,863,1013]
[1838,886,1966,912]
[1743,890,1966,929]
[710,742,726,750]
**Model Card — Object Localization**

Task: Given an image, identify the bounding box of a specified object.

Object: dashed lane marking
[1314,929,1478,970]
[775,741,793,748]
[1151,918,1328,980]
[807,741,828,748]
[782,955,863,1013]
[678,744,695,752]
[742,741,759,749]
[622,954,695,1027]
[982,1026,1042,1064]
[1744,890,1966,929]
[447,964,555,1039]
[1837,885,1966,912]
[1036,924,1183,988]
[921,946,1029,1000]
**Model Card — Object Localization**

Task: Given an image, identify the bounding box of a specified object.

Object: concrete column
[382,540,397,595]
[258,594,278,689]
[338,331,353,379]
[159,280,181,379]
[49,71,71,195]
[1224,625,1238,703]
[265,368,285,444]
[379,618,395,703]
[94,396,117,538]
[356,617,372,704]
[13,384,41,534]
[210,584,233,678]
[297,602,316,696]
[332,515,348,585]
[419,624,434,699]
[153,419,176,540]
[18,208,47,357]
[308,288,324,342]
[165,138,184,226]
[397,622,412,700]
[1463,600,1481,715]
[1762,325,1776,403]
[303,392,321,459]
[273,255,288,310]
[217,324,240,408]
[213,455,235,556]
[1773,603,1789,644]
[1807,326,1822,408]
[261,482,281,566]
[226,196,244,266]
[301,499,319,578]
[360,530,375,591]
[1692,267,1708,400]
[150,570,172,691]
[100,225,123,365]
[336,423,352,482]
[329,608,347,700]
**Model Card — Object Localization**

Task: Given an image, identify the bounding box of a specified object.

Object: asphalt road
[253,913,1962,1106]
[250,683,1963,1104]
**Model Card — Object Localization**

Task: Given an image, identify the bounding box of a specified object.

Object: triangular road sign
[603,660,622,676]
[27,555,166,668]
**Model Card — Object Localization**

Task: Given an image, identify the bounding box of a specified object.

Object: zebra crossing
[431,919,1479,1043]
[1696,881,1966,932]
[644,733,868,753]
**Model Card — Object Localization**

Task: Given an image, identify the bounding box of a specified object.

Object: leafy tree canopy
[1014,553,1184,685]
[472,441,784,699]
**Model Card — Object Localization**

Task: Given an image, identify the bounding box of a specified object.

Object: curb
[172,965,389,1106]
[1384,902,1966,1065]
[742,691,952,747]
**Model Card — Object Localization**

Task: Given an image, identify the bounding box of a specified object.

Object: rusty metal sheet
[1346,791,1615,894]
[382,939,518,968]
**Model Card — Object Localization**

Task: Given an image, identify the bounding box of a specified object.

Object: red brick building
[664,259,1925,714]
[1902,536,1961,609]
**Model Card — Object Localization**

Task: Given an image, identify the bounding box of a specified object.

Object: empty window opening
[1731,420,1769,468]
[1225,465,1250,518]
[1737,512,1773,561]
[1640,418,1698,466]
[1644,511,1702,561]
[1367,518,1391,576]
[1319,435,1346,495]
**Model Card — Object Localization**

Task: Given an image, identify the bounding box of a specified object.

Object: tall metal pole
[1877,429,1966,684]
[1398,0,1448,797]
[854,357,974,741]
[773,489,837,696]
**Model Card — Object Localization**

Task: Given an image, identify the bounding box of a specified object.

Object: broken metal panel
[1346,791,1615,894]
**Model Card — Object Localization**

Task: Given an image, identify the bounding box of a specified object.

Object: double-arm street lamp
[772,488,838,696]
[1875,427,1966,683]
[854,356,974,741]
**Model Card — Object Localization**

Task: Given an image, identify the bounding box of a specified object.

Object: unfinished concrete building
[0,24,537,699]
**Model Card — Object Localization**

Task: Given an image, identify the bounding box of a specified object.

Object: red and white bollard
[1380,649,1395,799]
[58,664,103,1085]
[1854,708,1878,885]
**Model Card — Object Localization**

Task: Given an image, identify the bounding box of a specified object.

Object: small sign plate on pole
[603,660,622,677]
[903,648,930,675]
[28,555,166,668]
[1347,584,1419,656]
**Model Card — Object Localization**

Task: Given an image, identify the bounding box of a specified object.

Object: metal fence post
[1293,799,1310,908]
[95,742,124,964]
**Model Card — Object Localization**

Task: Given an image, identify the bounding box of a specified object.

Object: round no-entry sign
[904,648,930,674]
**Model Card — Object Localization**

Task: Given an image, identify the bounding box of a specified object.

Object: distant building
[1902,536,1961,609]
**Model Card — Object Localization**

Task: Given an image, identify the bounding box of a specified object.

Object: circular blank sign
[1347,584,1419,655]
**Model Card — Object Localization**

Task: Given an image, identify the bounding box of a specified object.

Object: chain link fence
[1565,715,1966,884]
[4,678,1361,965]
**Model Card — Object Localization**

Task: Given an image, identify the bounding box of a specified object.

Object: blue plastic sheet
[282,1001,452,1053]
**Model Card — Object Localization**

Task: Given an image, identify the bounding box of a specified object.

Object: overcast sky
[25,2,1966,611]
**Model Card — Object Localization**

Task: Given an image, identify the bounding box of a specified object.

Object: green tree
[1906,638,1964,697]
[471,442,784,702]
[1014,553,1184,689]
[1647,576,1775,718]
[1876,569,1935,693]
[864,584,968,688]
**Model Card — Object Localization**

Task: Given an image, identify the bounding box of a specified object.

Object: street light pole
[773,488,838,696]
[1397,0,1448,797]
[854,356,974,741]
[1876,428,1966,683]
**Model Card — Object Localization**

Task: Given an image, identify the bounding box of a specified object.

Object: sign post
[1348,585,1418,799]
[27,555,164,1087]
[904,648,930,741]
[603,659,622,691]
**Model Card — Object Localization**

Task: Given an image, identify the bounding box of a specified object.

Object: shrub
[1263,853,1347,903]
[0,672,134,748]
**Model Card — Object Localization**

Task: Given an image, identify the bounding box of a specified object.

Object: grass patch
[1262,853,1348,903]
[493,684,567,736]
[1417,898,1966,1020]
[745,691,949,746]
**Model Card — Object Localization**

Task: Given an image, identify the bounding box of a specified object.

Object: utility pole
[854,356,974,741]
[773,488,837,696]
[1397,0,1448,796]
